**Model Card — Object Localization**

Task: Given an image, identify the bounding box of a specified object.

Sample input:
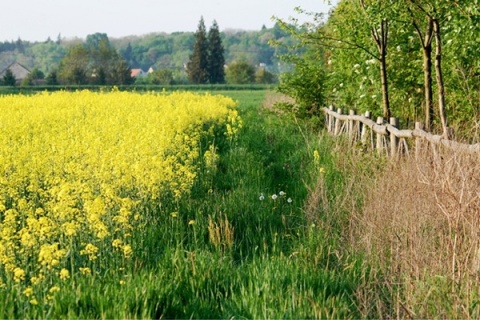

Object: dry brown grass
[351,145,480,318]
[261,91,295,114]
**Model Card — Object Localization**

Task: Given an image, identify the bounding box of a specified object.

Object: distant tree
[150,68,175,85]
[207,20,225,84]
[58,34,132,85]
[15,37,25,54]
[187,17,209,84]
[122,42,134,64]
[225,58,255,84]
[3,68,16,86]
[45,70,59,85]
[109,56,133,85]
[58,44,89,84]
[255,67,276,84]
[21,68,45,86]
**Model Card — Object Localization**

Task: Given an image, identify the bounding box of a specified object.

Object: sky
[1,0,336,42]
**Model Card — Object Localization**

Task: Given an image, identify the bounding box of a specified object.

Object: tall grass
[353,146,480,318]
[0,90,371,318]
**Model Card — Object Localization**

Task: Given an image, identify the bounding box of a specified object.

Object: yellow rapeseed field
[0,89,241,302]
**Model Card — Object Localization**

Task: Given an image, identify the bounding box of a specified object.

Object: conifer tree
[187,17,209,84]
[3,68,16,86]
[207,20,225,84]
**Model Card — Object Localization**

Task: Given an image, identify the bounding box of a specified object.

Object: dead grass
[353,145,480,318]
[306,132,480,318]
[261,91,295,114]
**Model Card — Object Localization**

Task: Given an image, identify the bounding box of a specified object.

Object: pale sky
[1,0,336,42]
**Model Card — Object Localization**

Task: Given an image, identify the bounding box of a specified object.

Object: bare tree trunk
[423,44,434,131]
[433,18,449,138]
[380,52,391,119]
[408,3,435,132]
[374,20,391,119]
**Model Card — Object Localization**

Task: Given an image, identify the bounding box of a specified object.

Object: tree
[187,17,209,84]
[58,44,89,84]
[45,70,59,85]
[207,20,225,84]
[150,69,175,85]
[21,68,45,86]
[3,68,16,86]
[225,58,255,84]
[58,34,132,85]
[255,67,276,84]
[109,56,133,85]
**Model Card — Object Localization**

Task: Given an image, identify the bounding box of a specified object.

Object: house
[0,62,30,84]
[130,68,147,78]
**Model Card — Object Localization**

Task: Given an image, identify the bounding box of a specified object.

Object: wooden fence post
[348,109,356,141]
[390,117,399,158]
[328,106,335,134]
[376,117,384,154]
[415,122,424,159]
[361,111,371,146]
[334,108,343,136]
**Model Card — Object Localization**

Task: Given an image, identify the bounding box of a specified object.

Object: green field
[0,89,375,318]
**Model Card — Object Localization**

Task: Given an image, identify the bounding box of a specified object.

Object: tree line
[0,22,292,86]
[275,0,480,138]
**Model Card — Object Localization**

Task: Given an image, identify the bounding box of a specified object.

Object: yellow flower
[23,286,34,297]
[29,298,38,305]
[122,245,133,258]
[188,220,196,225]
[49,286,60,293]
[80,243,99,260]
[13,267,26,283]
[31,275,44,285]
[59,268,70,280]
[112,239,123,248]
[79,267,91,275]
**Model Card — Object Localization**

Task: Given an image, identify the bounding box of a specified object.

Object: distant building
[130,68,147,78]
[0,62,30,84]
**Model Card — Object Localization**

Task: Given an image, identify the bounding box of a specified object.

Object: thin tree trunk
[420,17,434,132]
[433,18,448,138]
[380,53,391,119]
[423,42,434,131]
[374,20,391,119]
[409,5,435,132]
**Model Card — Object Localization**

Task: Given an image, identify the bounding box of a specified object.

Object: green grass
[0,90,372,318]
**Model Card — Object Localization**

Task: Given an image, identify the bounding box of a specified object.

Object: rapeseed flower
[0,90,241,291]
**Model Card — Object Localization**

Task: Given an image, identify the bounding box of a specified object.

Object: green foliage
[58,44,89,84]
[187,17,209,84]
[225,58,255,84]
[21,68,45,86]
[149,68,175,85]
[255,67,277,84]
[2,68,16,86]
[277,52,327,117]
[57,34,132,85]
[207,20,226,84]
[45,71,59,85]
